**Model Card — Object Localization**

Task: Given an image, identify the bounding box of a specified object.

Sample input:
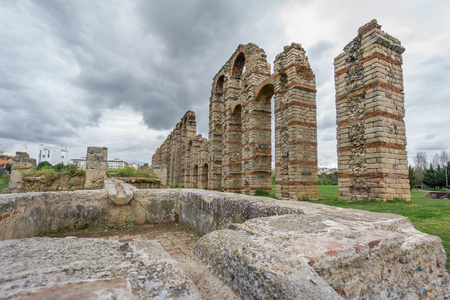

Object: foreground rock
[195,203,450,299]
[0,238,201,299]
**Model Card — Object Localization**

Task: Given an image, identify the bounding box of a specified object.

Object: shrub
[254,189,271,197]
[108,165,157,178]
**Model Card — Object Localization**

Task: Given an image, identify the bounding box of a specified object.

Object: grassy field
[310,185,450,272]
[0,176,9,193]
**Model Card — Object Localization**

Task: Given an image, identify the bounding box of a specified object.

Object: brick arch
[214,70,226,94]
[231,100,242,115]
[255,77,275,104]
[231,48,248,77]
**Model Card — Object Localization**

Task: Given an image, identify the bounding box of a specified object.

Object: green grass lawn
[312,185,450,272]
[0,177,9,193]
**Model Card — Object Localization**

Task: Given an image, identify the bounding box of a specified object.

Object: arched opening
[252,82,275,194]
[201,163,208,189]
[232,52,246,77]
[230,104,242,191]
[193,165,199,188]
[214,123,223,190]
[186,141,192,188]
[215,75,224,94]
[255,84,274,105]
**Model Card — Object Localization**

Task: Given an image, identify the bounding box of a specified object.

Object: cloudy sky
[1,0,449,167]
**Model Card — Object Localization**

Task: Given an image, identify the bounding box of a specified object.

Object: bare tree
[431,153,440,169]
[414,151,428,188]
[438,150,449,168]
[414,151,428,169]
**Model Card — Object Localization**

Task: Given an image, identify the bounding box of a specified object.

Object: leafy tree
[5,163,11,172]
[37,161,52,170]
[422,165,437,189]
[53,163,65,172]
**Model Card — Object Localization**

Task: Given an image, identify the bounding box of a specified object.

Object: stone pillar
[6,152,36,193]
[274,43,319,200]
[84,147,108,190]
[209,74,225,190]
[240,46,272,195]
[334,20,410,201]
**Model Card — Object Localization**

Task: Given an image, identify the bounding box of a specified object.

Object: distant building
[0,159,11,169]
[107,158,127,170]
[0,152,13,161]
[14,144,69,166]
[69,157,87,170]
[38,144,69,165]
[69,157,128,170]
[317,167,338,175]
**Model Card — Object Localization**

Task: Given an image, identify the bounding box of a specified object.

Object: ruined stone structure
[152,43,318,200]
[1,182,449,298]
[85,146,108,190]
[4,152,36,194]
[334,20,410,201]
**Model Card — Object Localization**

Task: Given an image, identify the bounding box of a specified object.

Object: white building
[38,144,69,165]
[15,144,69,166]
[68,157,128,170]
[107,158,127,170]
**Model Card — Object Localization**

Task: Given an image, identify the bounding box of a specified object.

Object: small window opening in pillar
[230,104,242,190]
[202,163,208,189]
[193,165,199,188]
[232,52,246,77]
[215,75,224,94]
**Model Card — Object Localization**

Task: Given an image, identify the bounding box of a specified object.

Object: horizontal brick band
[337,109,404,126]
[275,121,316,130]
[336,81,403,102]
[275,141,317,148]
[275,161,317,167]
[339,173,408,179]
[245,127,272,132]
[275,181,317,186]
[335,52,402,78]
[241,112,271,121]
[241,172,272,176]
[274,101,316,114]
[274,82,316,94]
[337,141,406,153]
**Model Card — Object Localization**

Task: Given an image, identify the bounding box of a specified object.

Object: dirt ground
[46,223,200,240]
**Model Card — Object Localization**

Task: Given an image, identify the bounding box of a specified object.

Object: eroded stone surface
[334,20,410,201]
[1,186,448,299]
[196,209,449,299]
[0,237,201,299]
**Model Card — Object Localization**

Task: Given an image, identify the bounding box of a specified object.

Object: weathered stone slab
[0,238,201,299]
[195,207,449,299]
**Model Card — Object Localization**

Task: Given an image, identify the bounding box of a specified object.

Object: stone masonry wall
[1,185,448,298]
[273,43,318,200]
[5,152,36,194]
[152,43,318,199]
[335,20,410,201]
[85,147,108,190]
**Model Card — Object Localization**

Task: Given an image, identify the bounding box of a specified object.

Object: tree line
[409,150,449,190]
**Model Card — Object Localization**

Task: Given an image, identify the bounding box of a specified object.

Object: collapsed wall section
[334,20,410,201]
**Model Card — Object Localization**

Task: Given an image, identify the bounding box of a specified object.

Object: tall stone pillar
[240,46,272,195]
[334,20,410,201]
[7,152,36,193]
[84,147,108,190]
[274,43,318,200]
